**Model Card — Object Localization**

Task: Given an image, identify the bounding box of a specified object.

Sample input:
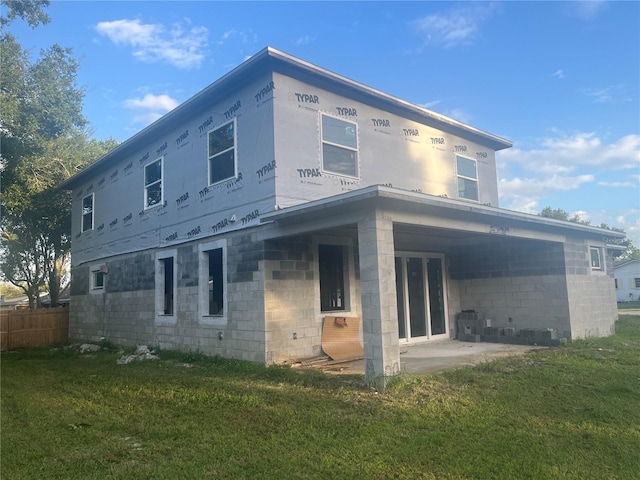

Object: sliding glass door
[395,253,448,342]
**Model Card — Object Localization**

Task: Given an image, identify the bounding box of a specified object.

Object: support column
[358,209,400,390]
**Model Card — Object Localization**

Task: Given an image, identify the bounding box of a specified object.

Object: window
[206,249,224,315]
[319,244,346,311]
[90,264,106,293]
[208,120,236,185]
[161,257,174,315]
[198,240,227,323]
[144,158,163,208]
[614,278,619,289]
[82,194,94,232]
[321,114,358,177]
[589,247,602,270]
[155,250,177,322]
[635,278,640,289]
[456,155,478,201]
[93,271,105,289]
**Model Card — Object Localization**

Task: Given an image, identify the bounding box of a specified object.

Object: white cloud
[419,100,443,110]
[551,69,566,79]
[446,108,472,124]
[500,132,640,172]
[295,35,314,46]
[497,132,640,216]
[597,180,638,188]
[566,0,609,21]
[95,18,208,69]
[216,28,257,46]
[499,173,595,213]
[123,93,179,111]
[412,4,498,48]
[123,93,179,127]
[581,84,631,103]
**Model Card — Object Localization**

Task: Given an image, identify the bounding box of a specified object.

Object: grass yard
[2,317,640,480]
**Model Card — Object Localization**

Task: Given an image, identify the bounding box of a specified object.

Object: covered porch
[260,186,620,389]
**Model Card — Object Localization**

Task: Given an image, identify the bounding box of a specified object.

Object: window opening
[319,244,345,311]
[145,158,163,208]
[82,194,94,232]
[162,257,174,315]
[93,271,105,290]
[207,248,224,315]
[208,120,236,185]
[589,247,602,270]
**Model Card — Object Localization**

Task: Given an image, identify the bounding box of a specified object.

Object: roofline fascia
[262,185,626,240]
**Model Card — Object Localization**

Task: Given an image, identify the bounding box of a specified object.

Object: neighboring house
[614,259,640,302]
[0,295,29,311]
[0,289,69,310]
[62,47,624,385]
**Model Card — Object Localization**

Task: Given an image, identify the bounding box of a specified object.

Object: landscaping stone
[117,345,159,365]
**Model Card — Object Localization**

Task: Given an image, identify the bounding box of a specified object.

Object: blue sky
[9,1,640,244]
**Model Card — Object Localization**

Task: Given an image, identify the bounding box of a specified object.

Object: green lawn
[2,317,640,480]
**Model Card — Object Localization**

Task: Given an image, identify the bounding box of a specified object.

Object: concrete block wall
[455,275,571,337]
[224,231,267,362]
[449,238,571,337]
[564,238,617,339]
[263,235,317,363]
[449,238,566,280]
[263,234,362,363]
[69,253,155,345]
[69,228,267,363]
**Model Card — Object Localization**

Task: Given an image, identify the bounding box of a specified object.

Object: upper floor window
[82,193,94,232]
[456,155,478,201]
[145,158,163,208]
[634,278,640,289]
[208,120,236,185]
[321,114,358,177]
[589,246,602,270]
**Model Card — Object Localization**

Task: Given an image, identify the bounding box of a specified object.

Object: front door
[395,253,448,342]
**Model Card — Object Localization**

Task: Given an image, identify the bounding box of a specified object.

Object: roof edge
[61,46,512,190]
[262,185,626,240]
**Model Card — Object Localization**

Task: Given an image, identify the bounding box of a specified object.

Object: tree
[0,0,50,29]
[1,14,118,307]
[539,206,640,261]
[538,206,590,225]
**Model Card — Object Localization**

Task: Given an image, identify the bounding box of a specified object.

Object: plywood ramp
[321,316,363,362]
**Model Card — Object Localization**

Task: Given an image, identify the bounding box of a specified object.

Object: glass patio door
[395,253,448,342]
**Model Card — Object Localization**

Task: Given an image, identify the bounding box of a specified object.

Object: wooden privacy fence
[0,308,69,352]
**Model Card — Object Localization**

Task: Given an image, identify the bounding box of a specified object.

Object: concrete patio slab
[314,340,547,376]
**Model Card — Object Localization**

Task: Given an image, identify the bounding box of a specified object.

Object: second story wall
[71,74,277,266]
[272,72,500,208]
